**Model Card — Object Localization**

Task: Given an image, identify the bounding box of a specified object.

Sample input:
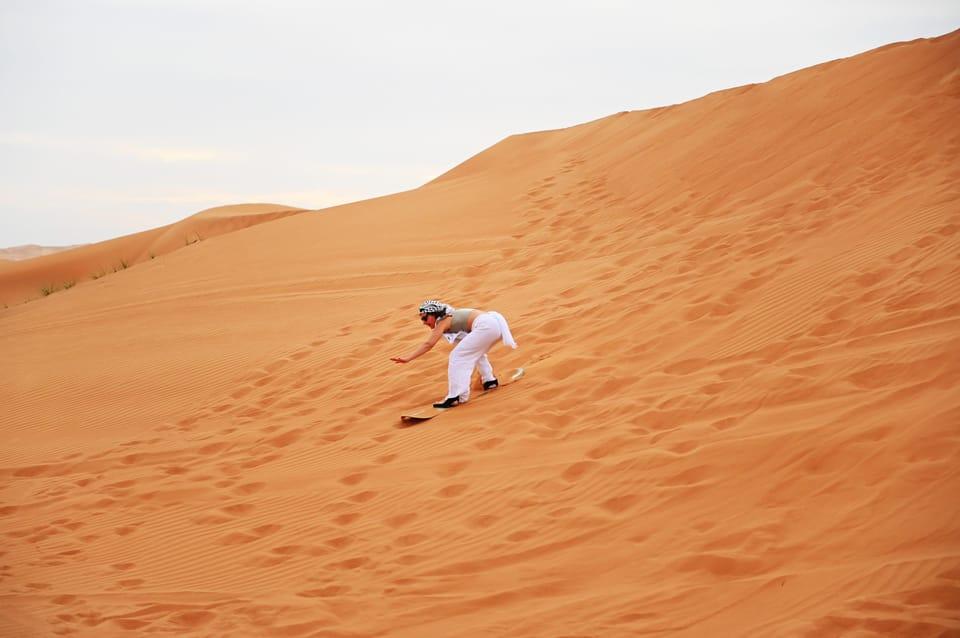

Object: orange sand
[2,32,959,637]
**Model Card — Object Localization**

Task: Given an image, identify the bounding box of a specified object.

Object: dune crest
[0,245,86,262]
[1,31,958,637]
[0,203,305,306]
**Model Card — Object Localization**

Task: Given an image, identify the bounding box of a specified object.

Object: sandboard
[400,367,525,424]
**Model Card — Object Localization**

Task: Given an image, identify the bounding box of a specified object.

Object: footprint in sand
[599,494,641,514]
[220,503,255,517]
[339,472,367,486]
[507,529,538,542]
[474,437,504,451]
[232,482,266,496]
[333,512,361,526]
[560,460,598,482]
[297,585,346,598]
[116,578,144,588]
[375,453,397,465]
[435,460,470,477]
[321,535,352,551]
[437,484,468,498]
[326,556,370,570]
[348,490,377,504]
[586,437,631,460]
[467,514,499,529]
[265,428,304,448]
[219,524,281,546]
[384,513,417,529]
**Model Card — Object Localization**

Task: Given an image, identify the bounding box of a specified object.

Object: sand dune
[0,246,86,263]
[0,203,305,307]
[2,31,959,637]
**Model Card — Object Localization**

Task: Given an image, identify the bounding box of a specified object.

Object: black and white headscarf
[419,299,454,318]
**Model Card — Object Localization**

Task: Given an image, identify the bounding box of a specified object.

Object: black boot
[483,378,499,391]
[433,396,460,409]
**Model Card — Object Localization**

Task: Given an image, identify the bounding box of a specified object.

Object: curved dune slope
[0,246,86,262]
[1,32,958,637]
[0,203,305,306]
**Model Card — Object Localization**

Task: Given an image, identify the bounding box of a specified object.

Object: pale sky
[1,1,957,247]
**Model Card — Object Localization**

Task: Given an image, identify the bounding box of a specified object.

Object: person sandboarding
[391,300,518,409]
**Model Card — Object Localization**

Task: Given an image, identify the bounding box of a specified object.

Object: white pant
[446,312,515,402]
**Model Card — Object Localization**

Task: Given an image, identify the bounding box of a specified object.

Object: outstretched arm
[390,340,433,364]
[391,318,448,364]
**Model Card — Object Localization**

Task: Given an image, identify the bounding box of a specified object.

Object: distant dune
[0,203,305,305]
[0,245,87,262]
[1,31,958,637]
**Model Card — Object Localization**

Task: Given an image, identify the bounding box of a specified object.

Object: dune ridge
[0,246,87,263]
[1,31,959,637]
[0,203,306,307]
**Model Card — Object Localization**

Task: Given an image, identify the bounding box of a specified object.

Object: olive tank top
[447,308,475,333]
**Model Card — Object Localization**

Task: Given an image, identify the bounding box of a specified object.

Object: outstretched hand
[390,356,409,364]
